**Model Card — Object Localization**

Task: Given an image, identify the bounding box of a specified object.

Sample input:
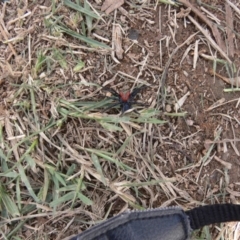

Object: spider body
[102,86,146,113]
[119,92,131,102]
[119,92,132,112]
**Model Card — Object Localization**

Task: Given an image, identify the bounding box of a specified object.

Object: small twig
[178,0,227,53]
[187,15,232,63]
[6,11,31,26]
[230,120,240,156]
[226,0,240,16]
[209,69,240,87]
[196,127,222,182]
[193,39,200,69]
[200,7,221,25]
[206,138,240,144]
[131,53,149,91]
[205,98,239,112]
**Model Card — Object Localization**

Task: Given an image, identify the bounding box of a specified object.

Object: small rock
[165,104,172,112]
[128,29,139,41]
[186,119,194,126]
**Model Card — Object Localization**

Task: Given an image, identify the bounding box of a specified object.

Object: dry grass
[0,0,240,239]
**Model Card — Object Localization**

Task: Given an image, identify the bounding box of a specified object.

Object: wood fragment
[101,0,124,15]
[225,2,235,57]
[193,39,200,69]
[112,24,124,60]
[118,7,135,23]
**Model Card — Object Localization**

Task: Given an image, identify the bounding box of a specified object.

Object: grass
[0,0,240,239]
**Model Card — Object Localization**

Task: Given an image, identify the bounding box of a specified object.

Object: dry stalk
[178,0,227,53]
[187,15,232,63]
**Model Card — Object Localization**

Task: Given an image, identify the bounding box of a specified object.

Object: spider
[102,85,147,113]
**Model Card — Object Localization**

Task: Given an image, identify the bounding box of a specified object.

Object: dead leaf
[174,91,190,111]
[101,0,124,15]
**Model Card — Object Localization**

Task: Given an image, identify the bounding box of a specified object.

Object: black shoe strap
[186,203,240,230]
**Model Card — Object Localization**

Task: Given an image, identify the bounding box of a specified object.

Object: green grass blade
[99,122,123,132]
[77,192,93,205]
[158,0,179,5]
[17,163,39,203]
[64,0,99,19]
[91,153,107,185]
[71,172,84,208]
[132,117,166,124]
[66,164,77,176]
[50,191,74,207]
[84,0,93,34]
[58,25,110,48]
[116,132,140,156]
[53,49,68,69]
[54,172,67,187]
[85,148,135,171]
[16,177,21,210]
[164,112,187,117]
[73,60,85,72]
[42,169,50,202]
[50,191,92,207]
[0,184,20,217]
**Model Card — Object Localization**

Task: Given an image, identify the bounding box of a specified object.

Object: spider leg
[131,101,149,107]
[101,102,121,113]
[101,86,119,98]
[129,85,147,100]
[131,101,147,105]
[107,96,119,100]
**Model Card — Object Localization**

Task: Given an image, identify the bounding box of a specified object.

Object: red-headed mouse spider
[102,85,148,114]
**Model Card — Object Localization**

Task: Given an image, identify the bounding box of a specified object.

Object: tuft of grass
[57,24,110,48]
[44,1,110,49]
[0,183,20,217]
[64,0,99,19]
[58,0,109,48]
[58,98,166,131]
[33,51,48,76]
[53,48,68,69]
[74,60,85,72]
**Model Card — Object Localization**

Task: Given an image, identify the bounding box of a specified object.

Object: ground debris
[101,0,124,15]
